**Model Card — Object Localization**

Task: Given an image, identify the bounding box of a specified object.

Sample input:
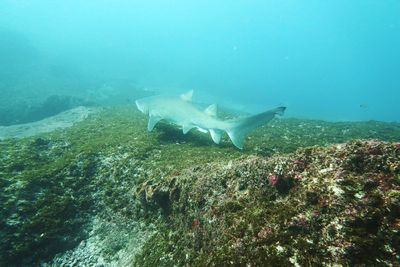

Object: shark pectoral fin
[226,129,245,149]
[180,90,193,101]
[182,124,194,134]
[209,129,223,144]
[147,116,161,131]
[204,104,217,117]
[136,100,148,114]
[273,107,286,116]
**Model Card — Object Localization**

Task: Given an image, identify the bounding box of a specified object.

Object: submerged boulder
[0,95,93,126]
[135,140,400,266]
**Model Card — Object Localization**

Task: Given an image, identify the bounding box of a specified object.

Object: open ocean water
[1,1,399,266]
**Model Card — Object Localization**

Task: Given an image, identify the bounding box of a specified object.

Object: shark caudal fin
[226,107,286,149]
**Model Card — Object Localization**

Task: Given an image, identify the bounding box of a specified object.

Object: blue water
[1,1,399,122]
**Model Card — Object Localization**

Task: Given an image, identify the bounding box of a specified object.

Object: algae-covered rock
[0,106,399,266]
[135,140,400,266]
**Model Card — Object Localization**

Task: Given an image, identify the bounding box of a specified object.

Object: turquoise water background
[1,1,399,121]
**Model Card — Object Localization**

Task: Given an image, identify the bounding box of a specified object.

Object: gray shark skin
[135,91,286,149]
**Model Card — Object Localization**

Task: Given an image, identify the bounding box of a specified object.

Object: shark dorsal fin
[204,104,217,117]
[180,90,193,101]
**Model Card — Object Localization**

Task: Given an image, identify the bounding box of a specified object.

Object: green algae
[1,105,400,265]
[134,141,400,266]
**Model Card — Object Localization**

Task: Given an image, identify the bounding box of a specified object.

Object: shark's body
[135,91,285,149]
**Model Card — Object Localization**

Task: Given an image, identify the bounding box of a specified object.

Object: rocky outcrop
[135,140,400,266]
[1,106,399,266]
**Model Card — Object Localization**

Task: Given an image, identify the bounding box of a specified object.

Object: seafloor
[0,105,399,266]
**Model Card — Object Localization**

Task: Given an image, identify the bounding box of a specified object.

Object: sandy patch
[0,106,97,140]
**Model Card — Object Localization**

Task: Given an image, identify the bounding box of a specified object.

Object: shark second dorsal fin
[180,90,193,101]
[204,104,217,117]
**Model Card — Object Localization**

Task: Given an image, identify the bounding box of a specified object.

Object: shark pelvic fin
[180,90,193,102]
[147,116,161,131]
[182,124,194,134]
[226,129,245,149]
[196,127,208,133]
[204,104,217,117]
[209,129,223,144]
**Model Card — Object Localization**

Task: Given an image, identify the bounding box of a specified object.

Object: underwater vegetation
[0,106,399,266]
[135,140,400,266]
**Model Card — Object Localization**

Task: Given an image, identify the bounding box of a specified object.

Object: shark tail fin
[226,107,286,149]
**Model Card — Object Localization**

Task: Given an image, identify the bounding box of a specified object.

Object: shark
[135,91,286,149]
